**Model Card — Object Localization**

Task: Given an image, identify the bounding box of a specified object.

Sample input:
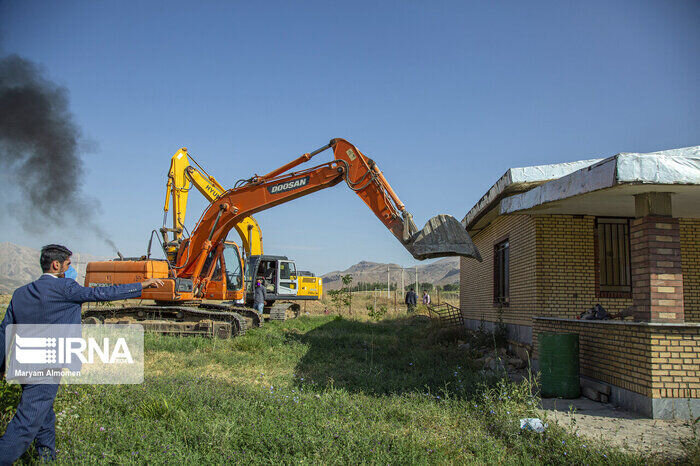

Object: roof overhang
[502,183,700,218]
[462,159,602,234]
[464,146,700,235]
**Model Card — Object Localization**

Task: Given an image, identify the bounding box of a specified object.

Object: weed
[0,379,21,426]
[366,304,387,321]
[494,305,508,348]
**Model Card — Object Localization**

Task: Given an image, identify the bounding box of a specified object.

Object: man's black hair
[40,244,72,272]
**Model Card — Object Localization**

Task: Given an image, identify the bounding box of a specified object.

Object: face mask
[64,266,78,280]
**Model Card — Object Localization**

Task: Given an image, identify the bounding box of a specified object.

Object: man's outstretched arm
[62,278,164,304]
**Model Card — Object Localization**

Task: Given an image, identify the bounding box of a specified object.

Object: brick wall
[462,214,698,326]
[650,328,700,398]
[461,214,536,326]
[681,219,700,323]
[533,318,700,399]
[534,215,633,317]
[461,215,635,328]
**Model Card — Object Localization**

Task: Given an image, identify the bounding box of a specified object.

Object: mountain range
[0,242,460,294]
[0,242,105,294]
[320,257,460,290]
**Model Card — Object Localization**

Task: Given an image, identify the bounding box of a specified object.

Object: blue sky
[1,0,698,274]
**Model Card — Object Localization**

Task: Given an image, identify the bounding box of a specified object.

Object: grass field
[0,311,684,464]
[286,289,460,316]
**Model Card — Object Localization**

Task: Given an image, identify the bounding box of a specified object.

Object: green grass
[0,314,663,464]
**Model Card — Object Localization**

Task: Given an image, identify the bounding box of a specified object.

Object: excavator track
[198,302,263,329]
[82,305,247,339]
[269,302,301,322]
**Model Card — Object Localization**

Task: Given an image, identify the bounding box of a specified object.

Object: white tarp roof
[461,159,601,229]
[463,145,700,232]
[501,146,700,214]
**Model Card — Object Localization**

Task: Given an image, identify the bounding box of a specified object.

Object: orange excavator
[83,138,481,337]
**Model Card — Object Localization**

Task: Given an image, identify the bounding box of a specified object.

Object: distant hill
[0,242,461,295]
[0,242,105,294]
[321,257,460,291]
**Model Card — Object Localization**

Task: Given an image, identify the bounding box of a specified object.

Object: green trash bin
[539,332,580,398]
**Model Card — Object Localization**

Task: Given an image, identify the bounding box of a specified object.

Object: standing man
[422,290,431,306]
[254,278,267,316]
[0,244,163,464]
[404,287,417,313]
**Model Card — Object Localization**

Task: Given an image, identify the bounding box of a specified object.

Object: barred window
[494,239,509,305]
[596,218,631,293]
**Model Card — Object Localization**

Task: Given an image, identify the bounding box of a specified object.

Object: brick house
[460,146,700,419]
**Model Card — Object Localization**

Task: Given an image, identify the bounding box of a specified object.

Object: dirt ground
[540,397,697,461]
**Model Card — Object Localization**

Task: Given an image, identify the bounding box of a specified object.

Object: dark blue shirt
[0,275,142,373]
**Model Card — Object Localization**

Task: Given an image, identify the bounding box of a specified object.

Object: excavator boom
[162,147,264,258]
[176,139,481,281]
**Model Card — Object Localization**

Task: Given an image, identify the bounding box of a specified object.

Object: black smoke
[0,54,117,252]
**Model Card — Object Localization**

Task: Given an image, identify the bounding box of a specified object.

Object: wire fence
[319,289,459,314]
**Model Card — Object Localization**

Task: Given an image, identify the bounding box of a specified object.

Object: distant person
[422,291,431,306]
[405,288,417,313]
[64,265,78,281]
[0,244,163,464]
[254,278,266,315]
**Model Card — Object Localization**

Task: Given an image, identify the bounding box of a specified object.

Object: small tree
[329,275,354,315]
[328,289,343,314]
[341,274,353,314]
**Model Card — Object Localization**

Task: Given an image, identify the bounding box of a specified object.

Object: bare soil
[540,397,697,461]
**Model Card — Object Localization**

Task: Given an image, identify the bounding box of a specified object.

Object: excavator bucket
[404,214,482,261]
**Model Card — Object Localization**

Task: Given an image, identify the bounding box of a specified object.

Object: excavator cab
[244,255,299,304]
[202,241,244,301]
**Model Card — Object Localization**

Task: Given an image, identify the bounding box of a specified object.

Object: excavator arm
[175,138,481,284]
[161,147,264,260]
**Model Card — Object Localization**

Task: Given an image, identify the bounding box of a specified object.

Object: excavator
[83,138,481,338]
[160,147,323,304]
